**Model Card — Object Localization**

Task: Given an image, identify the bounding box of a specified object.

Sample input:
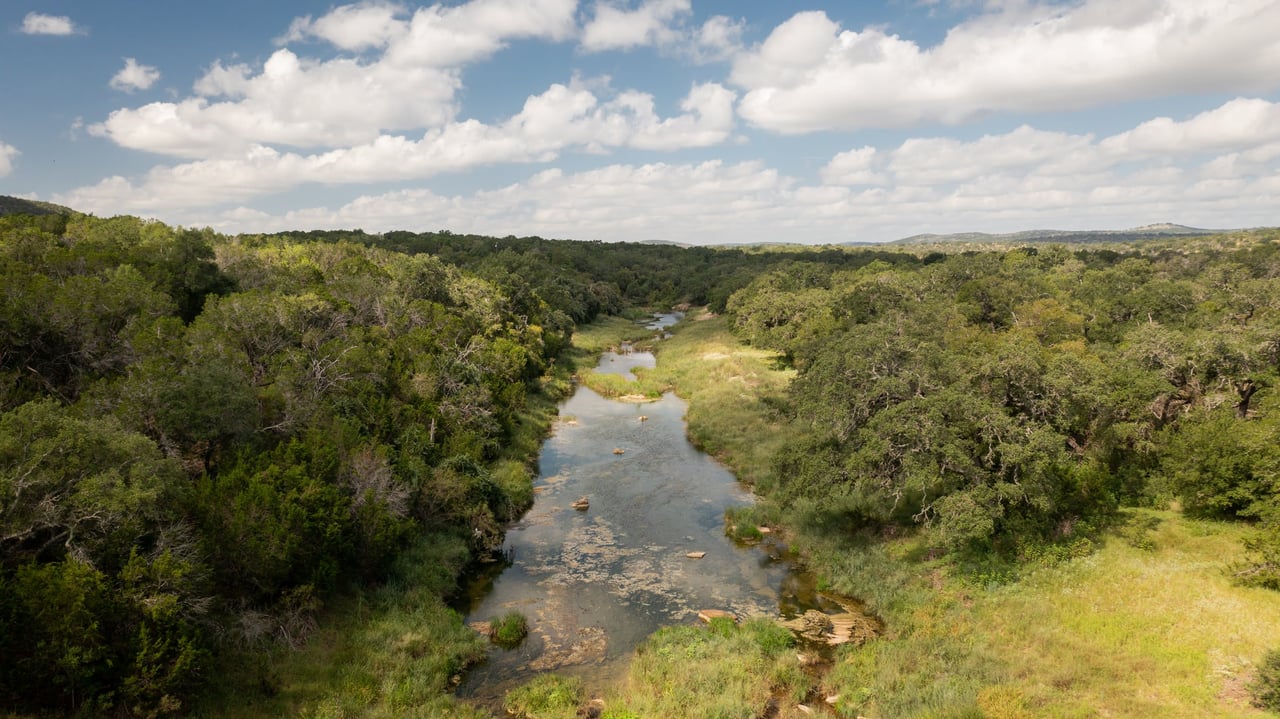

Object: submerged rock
[528,626,608,670]
[697,609,736,623]
[571,496,590,511]
[799,610,834,640]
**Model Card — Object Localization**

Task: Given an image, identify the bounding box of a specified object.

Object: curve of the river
[455,315,816,707]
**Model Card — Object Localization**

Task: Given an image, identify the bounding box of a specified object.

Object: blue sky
[1,1,1278,244]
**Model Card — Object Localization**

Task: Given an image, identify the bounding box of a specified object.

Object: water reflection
[456,331,812,707]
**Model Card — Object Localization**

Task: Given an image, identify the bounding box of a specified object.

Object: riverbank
[638,311,1280,718]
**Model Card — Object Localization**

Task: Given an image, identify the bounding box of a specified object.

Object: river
[454,314,817,707]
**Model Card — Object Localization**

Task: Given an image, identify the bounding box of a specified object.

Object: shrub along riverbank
[192,379,568,719]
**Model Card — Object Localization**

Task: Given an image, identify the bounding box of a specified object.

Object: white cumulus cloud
[824,98,1280,194]
[888,126,1101,185]
[580,0,744,61]
[109,58,161,93]
[90,0,578,158]
[820,146,883,186]
[0,142,18,177]
[691,15,745,62]
[64,97,1280,240]
[180,139,1280,245]
[279,0,407,51]
[733,0,1280,133]
[195,160,797,242]
[168,95,1280,243]
[1100,98,1280,158]
[581,0,691,52]
[21,12,79,36]
[62,80,736,212]
[93,50,461,156]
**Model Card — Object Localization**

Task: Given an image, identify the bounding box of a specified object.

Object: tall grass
[605,618,807,719]
[958,510,1280,718]
[569,315,658,355]
[645,312,798,488]
[502,618,812,719]
[576,370,666,400]
[503,674,583,719]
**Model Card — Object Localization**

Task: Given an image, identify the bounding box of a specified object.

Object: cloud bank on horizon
[2,0,1278,244]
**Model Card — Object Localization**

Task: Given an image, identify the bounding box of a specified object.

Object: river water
[455,314,816,707]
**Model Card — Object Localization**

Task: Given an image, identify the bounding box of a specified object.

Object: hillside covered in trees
[728,239,1280,556]
[4,205,1280,717]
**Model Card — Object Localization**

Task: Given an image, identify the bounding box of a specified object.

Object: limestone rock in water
[780,606,881,646]
[800,610,834,639]
[686,551,706,559]
[697,609,736,623]
[612,447,625,454]
[827,611,879,645]
[467,621,493,637]
[571,496,590,511]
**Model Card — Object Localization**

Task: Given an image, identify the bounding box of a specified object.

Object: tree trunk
[1235,378,1259,419]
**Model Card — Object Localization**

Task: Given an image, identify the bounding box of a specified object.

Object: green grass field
[644,310,798,489]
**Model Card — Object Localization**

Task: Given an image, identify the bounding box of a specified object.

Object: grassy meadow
[566,313,660,356]
[639,310,800,488]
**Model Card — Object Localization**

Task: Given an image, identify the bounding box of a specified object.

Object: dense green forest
[4,205,1280,717]
[728,240,1280,559]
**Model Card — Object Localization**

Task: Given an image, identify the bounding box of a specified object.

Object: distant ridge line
[0,194,74,217]
[885,223,1222,245]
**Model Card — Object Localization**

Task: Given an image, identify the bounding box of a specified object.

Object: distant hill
[0,195,74,217]
[637,239,692,248]
[886,223,1221,245]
